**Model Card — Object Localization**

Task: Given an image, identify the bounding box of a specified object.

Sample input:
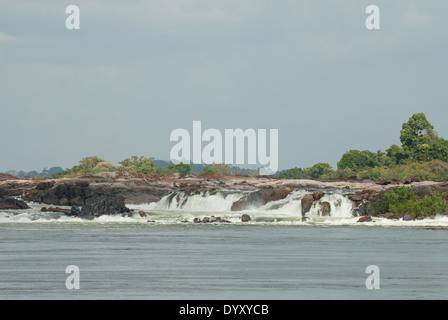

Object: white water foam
[3,190,448,226]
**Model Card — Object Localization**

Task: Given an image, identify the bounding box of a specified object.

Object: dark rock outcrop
[230,188,291,211]
[403,213,413,221]
[66,196,130,220]
[192,216,231,223]
[0,197,30,210]
[41,206,71,213]
[347,190,381,207]
[357,202,371,216]
[22,181,90,206]
[21,176,173,206]
[241,214,251,222]
[413,183,448,198]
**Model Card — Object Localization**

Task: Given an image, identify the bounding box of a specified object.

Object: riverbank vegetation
[277,113,448,182]
[370,186,448,218]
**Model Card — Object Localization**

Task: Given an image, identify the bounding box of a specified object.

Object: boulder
[357,215,372,223]
[301,194,315,216]
[69,205,82,216]
[41,206,71,213]
[241,214,251,222]
[59,198,70,206]
[320,201,331,216]
[231,188,291,211]
[67,196,130,220]
[357,202,371,216]
[312,191,325,201]
[348,189,381,207]
[191,216,231,223]
[138,210,147,217]
[300,191,326,216]
[0,197,30,210]
[403,213,413,221]
[380,213,401,220]
[36,181,55,190]
[211,216,230,223]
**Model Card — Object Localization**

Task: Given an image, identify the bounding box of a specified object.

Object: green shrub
[337,150,379,171]
[198,164,233,176]
[119,156,157,175]
[52,156,118,178]
[166,162,192,174]
[373,186,448,217]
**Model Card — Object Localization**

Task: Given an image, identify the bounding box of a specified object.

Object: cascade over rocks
[3,171,448,222]
[230,187,292,211]
[301,191,326,216]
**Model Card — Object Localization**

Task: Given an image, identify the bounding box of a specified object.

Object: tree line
[13,113,448,181]
[276,113,448,182]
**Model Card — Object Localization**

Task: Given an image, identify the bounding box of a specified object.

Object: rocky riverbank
[1,171,448,220]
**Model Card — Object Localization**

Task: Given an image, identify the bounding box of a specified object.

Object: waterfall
[147,189,356,218]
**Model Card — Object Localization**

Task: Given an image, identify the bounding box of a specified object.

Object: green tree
[198,164,233,175]
[305,162,333,179]
[337,150,379,171]
[400,113,434,152]
[428,140,448,162]
[275,167,307,179]
[385,144,410,166]
[167,162,192,174]
[52,156,117,178]
[119,156,157,175]
[92,161,118,173]
[78,156,105,173]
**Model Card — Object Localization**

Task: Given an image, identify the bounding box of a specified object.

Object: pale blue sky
[1,0,447,172]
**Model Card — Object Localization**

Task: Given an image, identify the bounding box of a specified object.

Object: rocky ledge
[0,197,30,210]
[1,171,448,220]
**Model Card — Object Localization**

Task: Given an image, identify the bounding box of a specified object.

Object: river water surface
[1,190,448,300]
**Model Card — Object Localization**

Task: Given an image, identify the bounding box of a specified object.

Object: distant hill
[2,167,64,178]
[3,160,260,178]
[152,159,258,175]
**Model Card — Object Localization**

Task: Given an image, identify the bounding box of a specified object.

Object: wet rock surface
[230,187,292,211]
[0,197,30,210]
